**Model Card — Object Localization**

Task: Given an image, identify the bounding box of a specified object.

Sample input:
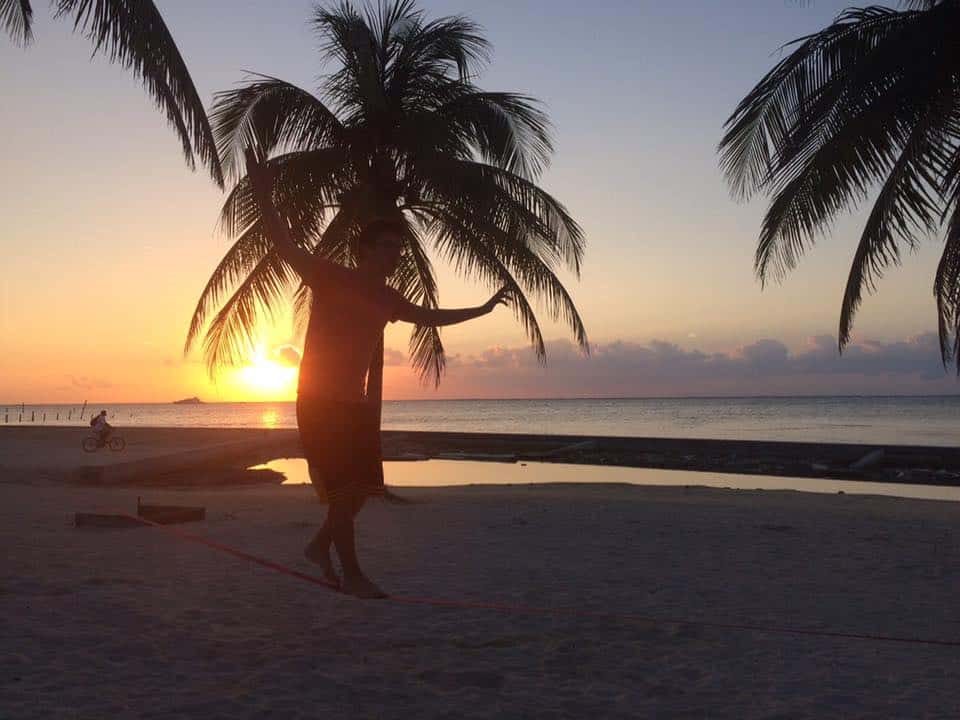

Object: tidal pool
[250,458,960,502]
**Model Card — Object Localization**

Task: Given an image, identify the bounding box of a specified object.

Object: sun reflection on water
[261,409,280,427]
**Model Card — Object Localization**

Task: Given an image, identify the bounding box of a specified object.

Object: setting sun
[236,346,298,397]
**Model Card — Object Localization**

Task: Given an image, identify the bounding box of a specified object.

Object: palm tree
[718,0,960,370]
[185,0,587,412]
[2,0,222,185]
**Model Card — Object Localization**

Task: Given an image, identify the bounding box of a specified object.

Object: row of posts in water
[1,402,102,425]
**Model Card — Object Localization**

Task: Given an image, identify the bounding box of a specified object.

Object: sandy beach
[3,476,958,719]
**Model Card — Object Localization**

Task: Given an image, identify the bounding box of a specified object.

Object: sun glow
[237,346,298,398]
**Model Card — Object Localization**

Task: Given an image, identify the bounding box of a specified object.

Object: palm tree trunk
[366,333,385,425]
[366,333,408,503]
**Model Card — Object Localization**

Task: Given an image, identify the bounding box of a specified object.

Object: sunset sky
[2,0,957,402]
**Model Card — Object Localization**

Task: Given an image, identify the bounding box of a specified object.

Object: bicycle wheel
[109,437,126,451]
[82,437,99,453]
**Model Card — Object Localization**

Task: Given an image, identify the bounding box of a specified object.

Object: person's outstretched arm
[243,147,349,284]
[394,287,513,327]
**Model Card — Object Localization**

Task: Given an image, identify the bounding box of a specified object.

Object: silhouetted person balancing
[244,148,512,598]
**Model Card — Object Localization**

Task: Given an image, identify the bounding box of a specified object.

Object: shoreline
[1,425,958,489]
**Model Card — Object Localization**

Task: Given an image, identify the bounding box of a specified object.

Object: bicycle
[82,434,126,452]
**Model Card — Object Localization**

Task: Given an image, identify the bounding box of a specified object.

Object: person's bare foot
[341,575,388,599]
[304,541,340,588]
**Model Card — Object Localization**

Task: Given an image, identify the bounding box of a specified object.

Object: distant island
[172,397,203,405]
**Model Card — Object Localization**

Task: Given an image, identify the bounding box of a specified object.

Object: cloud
[387,333,959,398]
[384,348,406,366]
[269,344,404,367]
[65,375,113,391]
[272,345,302,367]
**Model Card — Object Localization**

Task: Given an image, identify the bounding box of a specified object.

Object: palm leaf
[393,215,444,384]
[422,201,588,353]
[415,157,584,273]
[838,84,952,348]
[426,210,546,359]
[721,0,960,369]
[185,220,273,355]
[743,7,952,282]
[211,75,346,182]
[200,252,298,375]
[719,6,914,201]
[313,2,384,120]
[1,0,32,44]
[935,201,960,370]
[387,11,490,91]
[54,0,223,185]
[391,82,552,181]
[216,151,343,242]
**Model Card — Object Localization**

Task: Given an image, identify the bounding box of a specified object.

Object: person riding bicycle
[90,410,112,446]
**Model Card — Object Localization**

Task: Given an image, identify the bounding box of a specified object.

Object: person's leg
[304,514,338,585]
[327,497,358,576]
[328,493,386,599]
[303,463,339,585]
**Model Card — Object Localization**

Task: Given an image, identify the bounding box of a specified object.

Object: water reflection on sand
[250,458,960,502]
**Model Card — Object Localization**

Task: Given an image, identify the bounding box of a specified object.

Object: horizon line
[5,392,960,406]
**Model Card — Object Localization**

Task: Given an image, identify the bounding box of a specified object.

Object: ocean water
[2,396,958,447]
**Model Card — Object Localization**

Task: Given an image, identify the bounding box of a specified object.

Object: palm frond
[392,82,553,179]
[291,282,312,338]
[217,149,348,242]
[185,220,273,355]
[769,4,952,191]
[56,0,223,185]
[722,0,960,370]
[744,6,953,282]
[422,201,588,353]
[935,202,960,371]
[415,157,584,273]
[407,322,444,386]
[441,89,553,179]
[313,2,384,120]
[200,252,298,375]
[838,85,952,349]
[719,6,914,201]
[393,214,444,384]
[425,210,546,360]
[491,232,588,351]
[387,10,490,89]
[1,0,32,44]
[211,75,345,182]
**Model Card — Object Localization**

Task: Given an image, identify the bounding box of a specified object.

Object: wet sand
[2,479,958,718]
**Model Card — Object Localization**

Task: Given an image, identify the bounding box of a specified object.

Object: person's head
[357,218,405,278]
